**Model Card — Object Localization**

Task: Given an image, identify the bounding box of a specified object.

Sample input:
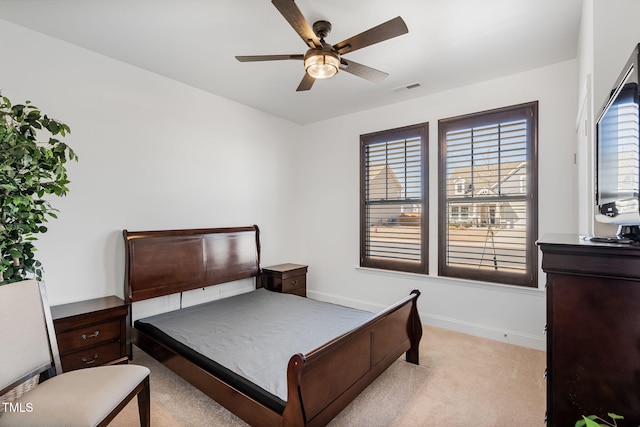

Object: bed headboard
[123,225,261,303]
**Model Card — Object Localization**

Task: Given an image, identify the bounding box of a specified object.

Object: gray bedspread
[136,288,374,401]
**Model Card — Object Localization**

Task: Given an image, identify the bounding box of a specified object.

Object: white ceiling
[0,0,583,124]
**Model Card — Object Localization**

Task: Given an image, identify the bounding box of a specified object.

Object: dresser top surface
[538,233,640,250]
[51,295,127,320]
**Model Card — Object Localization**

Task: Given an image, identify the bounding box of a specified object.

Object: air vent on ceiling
[392,82,422,92]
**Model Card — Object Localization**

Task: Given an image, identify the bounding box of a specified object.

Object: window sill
[355,266,546,296]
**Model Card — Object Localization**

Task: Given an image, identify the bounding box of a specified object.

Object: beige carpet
[109,326,546,426]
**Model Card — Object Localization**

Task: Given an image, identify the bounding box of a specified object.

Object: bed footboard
[283,290,422,427]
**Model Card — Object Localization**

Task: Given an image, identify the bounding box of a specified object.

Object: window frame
[438,102,538,287]
[360,122,429,274]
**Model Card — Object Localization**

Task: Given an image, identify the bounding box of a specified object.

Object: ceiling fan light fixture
[304,50,340,79]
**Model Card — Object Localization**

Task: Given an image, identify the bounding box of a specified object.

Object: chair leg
[137,376,151,427]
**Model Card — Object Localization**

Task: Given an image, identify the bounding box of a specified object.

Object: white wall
[0,19,301,306]
[1,16,582,351]
[593,0,640,116]
[576,0,595,236]
[292,59,578,350]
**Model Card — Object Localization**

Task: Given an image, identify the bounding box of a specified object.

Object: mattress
[134,288,374,412]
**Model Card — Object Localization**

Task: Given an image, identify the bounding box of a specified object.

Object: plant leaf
[583,417,602,427]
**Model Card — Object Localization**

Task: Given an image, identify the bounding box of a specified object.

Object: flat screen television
[594,43,640,242]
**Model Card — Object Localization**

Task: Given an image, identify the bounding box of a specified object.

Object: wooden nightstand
[51,296,129,372]
[262,263,308,297]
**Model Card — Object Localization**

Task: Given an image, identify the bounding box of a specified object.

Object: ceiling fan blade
[340,59,388,83]
[296,73,315,91]
[333,16,408,55]
[235,54,304,62]
[271,0,321,49]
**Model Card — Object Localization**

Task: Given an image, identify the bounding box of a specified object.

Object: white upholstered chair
[0,279,150,426]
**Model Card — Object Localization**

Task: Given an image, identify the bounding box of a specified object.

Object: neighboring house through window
[438,102,538,287]
[360,123,428,274]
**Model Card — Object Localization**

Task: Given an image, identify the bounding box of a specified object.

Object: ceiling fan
[235,0,409,91]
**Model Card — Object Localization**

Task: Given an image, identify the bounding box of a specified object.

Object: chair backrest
[0,280,59,394]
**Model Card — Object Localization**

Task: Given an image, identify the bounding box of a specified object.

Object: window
[360,123,428,274]
[454,178,466,195]
[438,102,538,287]
[460,206,469,220]
[451,206,460,221]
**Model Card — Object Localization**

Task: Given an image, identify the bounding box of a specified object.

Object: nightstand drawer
[60,341,123,372]
[282,275,306,293]
[51,296,129,371]
[56,319,122,353]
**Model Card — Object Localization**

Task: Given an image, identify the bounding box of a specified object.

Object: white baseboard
[307,289,546,351]
[422,313,546,351]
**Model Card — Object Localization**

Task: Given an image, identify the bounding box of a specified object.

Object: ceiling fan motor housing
[312,20,332,39]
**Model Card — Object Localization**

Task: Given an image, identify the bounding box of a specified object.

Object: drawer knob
[291,280,298,287]
[81,331,100,340]
[82,354,99,365]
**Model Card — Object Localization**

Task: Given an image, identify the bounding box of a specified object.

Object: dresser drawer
[282,275,306,293]
[60,341,123,372]
[56,319,122,354]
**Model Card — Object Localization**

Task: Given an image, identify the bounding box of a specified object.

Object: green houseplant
[576,413,640,427]
[0,95,77,284]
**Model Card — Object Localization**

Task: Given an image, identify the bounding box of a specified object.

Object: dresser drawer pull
[82,354,99,365]
[291,280,298,287]
[81,331,100,340]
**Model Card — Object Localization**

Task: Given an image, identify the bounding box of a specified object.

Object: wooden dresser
[261,263,308,297]
[51,296,129,372]
[538,234,640,426]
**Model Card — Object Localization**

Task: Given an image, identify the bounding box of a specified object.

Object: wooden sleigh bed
[123,225,422,427]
